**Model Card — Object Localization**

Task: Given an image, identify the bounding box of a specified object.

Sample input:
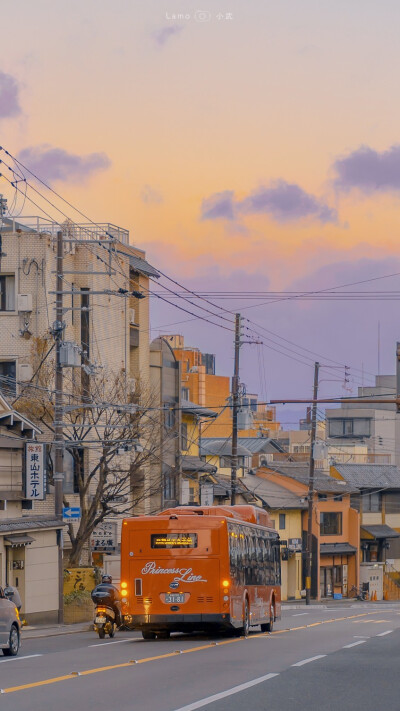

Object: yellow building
[241,473,305,600]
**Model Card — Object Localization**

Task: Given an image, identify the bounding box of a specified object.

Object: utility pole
[231,313,241,506]
[305,362,319,605]
[54,231,65,623]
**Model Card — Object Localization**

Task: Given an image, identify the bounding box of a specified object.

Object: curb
[22,624,93,640]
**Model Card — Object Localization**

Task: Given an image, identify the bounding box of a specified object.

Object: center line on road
[376,630,393,636]
[292,655,326,667]
[170,673,280,711]
[0,654,43,664]
[343,641,366,648]
[88,639,133,648]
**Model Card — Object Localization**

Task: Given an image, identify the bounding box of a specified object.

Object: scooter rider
[91,575,122,627]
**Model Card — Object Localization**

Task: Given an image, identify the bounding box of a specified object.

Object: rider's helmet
[101,575,112,584]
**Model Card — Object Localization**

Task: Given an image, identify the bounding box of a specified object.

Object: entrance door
[320,567,333,598]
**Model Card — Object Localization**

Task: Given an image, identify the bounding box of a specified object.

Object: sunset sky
[2,0,400,421]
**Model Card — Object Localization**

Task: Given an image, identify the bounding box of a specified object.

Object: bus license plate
[165,594,184,604]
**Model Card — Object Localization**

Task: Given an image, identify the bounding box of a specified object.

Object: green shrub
[64,589,93,606]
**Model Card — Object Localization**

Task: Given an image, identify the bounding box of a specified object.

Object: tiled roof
[202,437,284,455]
[241,475,307,510]
[181,456,217,474]
[333,464,400,489]
[320,543,357,555]
[361,524,400,539]
[0,516,64,534]
[262,463,356,493]
[200,439,253,457]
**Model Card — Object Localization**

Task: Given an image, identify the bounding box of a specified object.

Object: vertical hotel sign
[25,442,46,500]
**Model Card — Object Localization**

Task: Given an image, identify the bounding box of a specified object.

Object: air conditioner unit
[130,308,137,325]
[259,456,270,467]
[17,294,33,312]
[19,364,33,381]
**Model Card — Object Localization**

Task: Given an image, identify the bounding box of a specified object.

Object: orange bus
[120,504,281,639]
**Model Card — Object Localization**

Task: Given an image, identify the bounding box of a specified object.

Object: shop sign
[25,442,46,500]
[91,521,118,552]
[288,538,302,552]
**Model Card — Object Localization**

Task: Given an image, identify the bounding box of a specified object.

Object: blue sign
[63,507,81,520]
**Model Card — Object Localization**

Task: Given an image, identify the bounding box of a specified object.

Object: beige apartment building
[0,217,160,617]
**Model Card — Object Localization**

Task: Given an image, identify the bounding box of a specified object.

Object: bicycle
[349,584,368,601]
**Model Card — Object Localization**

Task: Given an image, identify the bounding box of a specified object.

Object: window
[164,409,175,429]
[334,566,342,584]
[279,513,286,530]
[363,491,381,513]
[21,500,33,510]
[0,275,15,311]
[320,512,342,535]
[181,387,190,400]
[181,423,188,451]
[329,418,371,438]
[0,360,16,396]
[220,456,245,468]
[318,493,328,501]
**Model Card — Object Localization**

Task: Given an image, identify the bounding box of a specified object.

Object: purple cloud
[153,25,183,47]
[201,182,337,225]
[0,72,21,118]
[334,145,400,193]
[201,191,236,220]
[239,181,337,224]
[141,185,163,205]
[17,145,111,184]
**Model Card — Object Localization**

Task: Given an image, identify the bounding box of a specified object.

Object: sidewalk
[22,621,92,640]
[282,598,400,609]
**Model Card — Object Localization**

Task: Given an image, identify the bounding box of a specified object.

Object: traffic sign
[63,507,81,520]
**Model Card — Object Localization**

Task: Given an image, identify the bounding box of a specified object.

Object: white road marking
[343,640,366,648]
[88,639,133,648]
[170,673,280,711]
[292,655,326,667]
[292,613,309,617]
[376,630,393,637]
[0,654,42,664]
[354,636,370,639]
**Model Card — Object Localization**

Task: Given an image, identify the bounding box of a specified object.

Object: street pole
[54,231,65,623]
[305,362,319,605]
[231,314,241,506]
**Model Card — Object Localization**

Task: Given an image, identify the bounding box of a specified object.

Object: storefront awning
[361,525,400,540]
[4,534,35,547]
[320,542,357,555]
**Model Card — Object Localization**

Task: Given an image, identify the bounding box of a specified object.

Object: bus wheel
[261,604,274,633]
[157,631,170,639]
[243,600,250,637]
[142,630,156,640]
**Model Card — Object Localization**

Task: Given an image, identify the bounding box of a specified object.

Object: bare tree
[16,339,172,565]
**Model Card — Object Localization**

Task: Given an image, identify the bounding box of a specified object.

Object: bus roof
[124,505,275,529]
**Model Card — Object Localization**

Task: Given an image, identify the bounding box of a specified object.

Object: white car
[0,587,21,656]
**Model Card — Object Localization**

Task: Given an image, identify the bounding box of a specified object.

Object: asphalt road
[1,604,400,711]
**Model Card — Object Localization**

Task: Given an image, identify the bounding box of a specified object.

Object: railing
[7,217,129,244]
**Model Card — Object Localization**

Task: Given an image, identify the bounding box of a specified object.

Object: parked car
[0,587,21,656]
